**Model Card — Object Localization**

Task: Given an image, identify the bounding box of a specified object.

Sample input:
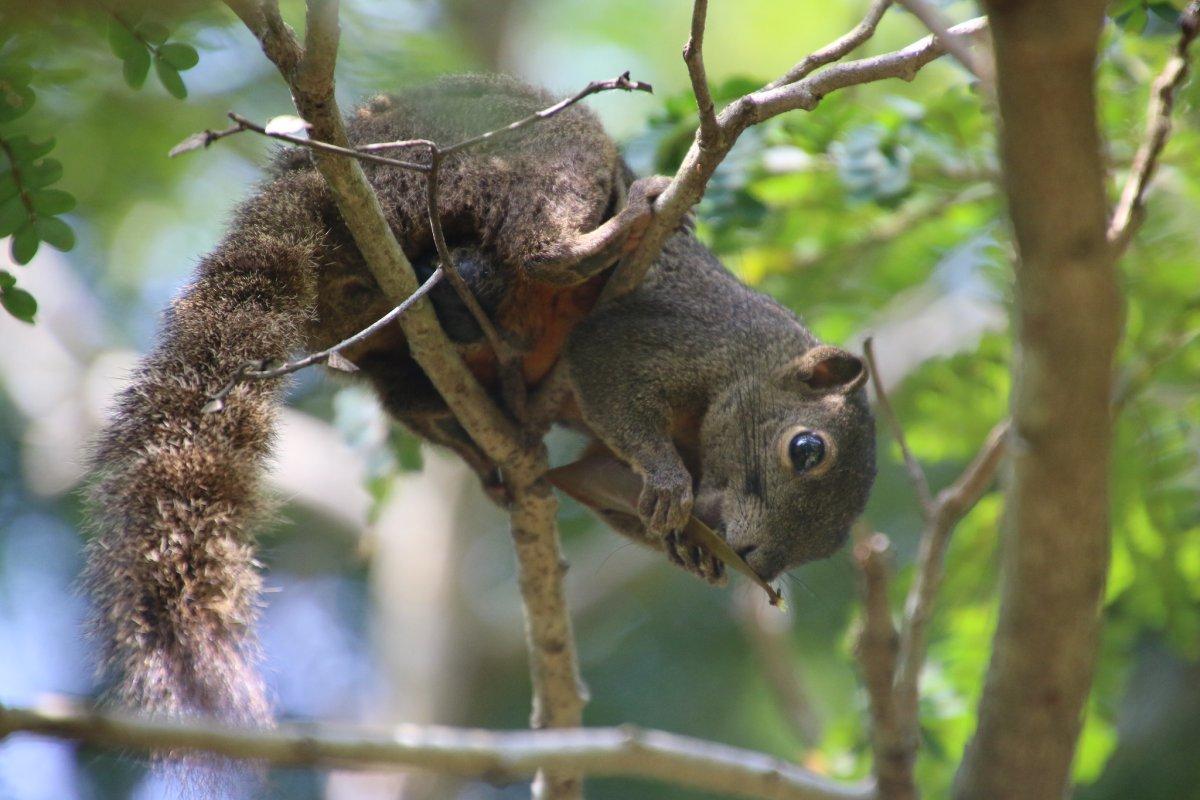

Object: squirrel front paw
[637,466,693,534]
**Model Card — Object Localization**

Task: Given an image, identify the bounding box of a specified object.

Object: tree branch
[683,0,721,149]
[220,5,595,796]
[0,702,872,800]
[892,420,1009,728]
[893,0,992,86]
[601,14,990,302]
[953,3,1119,797]
[851,529,912,800]
[1107,1,1200,251]
[862,343,1009,793]
[202,267,444,413]
[863,338,935,519]
[765,0,894,90]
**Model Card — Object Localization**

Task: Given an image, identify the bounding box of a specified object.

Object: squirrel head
[696,345,876,581]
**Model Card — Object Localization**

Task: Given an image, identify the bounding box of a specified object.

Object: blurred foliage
[0,1,1198,799]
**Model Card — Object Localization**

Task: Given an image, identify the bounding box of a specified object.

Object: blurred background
[0,0,1197,798]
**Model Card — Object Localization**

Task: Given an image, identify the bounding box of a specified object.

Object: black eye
[788,431,827,474]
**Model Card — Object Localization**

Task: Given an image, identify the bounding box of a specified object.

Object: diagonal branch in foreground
[220,2,588,796]
[0,702,872,800]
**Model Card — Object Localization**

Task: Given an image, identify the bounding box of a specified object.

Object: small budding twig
[859,338,1009,798]
[1108,0,1200,250]
[862,338,935,517]
[894,0,993,87]
[764,0,893,90]
[851,526,913,800]
[683,0,721,149]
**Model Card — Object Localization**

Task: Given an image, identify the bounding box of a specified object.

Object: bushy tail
[83,199,319,725]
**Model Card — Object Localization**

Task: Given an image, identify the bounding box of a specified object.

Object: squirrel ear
[775,345,867,394]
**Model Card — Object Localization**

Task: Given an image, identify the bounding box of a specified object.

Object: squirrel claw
[664,530,728,586]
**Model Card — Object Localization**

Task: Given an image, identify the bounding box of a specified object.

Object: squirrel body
[84,75,875,725]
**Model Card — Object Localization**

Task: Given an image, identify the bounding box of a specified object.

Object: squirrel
[83,74,875,726]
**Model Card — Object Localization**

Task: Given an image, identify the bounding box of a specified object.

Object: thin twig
[892,420,1009,721]
[851,528,913,800]
[202,268,444,413]
[1108,1,1200,250]
[863,337,935,519]
[765,0,894,90]
[683,0,721,149]
[1113,324,1200,411]
[894,0,992,86]
[424,149,527,418]
[441,72,651,157]
[0,700,871,800]
[227,112,431,171]
[601,15,990,302]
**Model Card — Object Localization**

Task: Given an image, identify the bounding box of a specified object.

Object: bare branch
[851,529,913,800]
[765,0,894,90]
[892,420,1009,722]
[862,338,935,519]
[683,0,721,149]
[953,2,1119,795]
[1108,1,1200,251]
[201,268,444,413]
[220,8,591,798]
[894,0,992,85]
[749,18,989,122]
[226,112,432,171]
[0,702,872,800]
[602,15,989,303]
[424,150,527,416]
[441,72,651,157]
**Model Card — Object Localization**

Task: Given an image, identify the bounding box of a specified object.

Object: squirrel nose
[735,544,758,560]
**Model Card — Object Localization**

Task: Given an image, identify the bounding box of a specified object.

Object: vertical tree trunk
[953,3,1121,799]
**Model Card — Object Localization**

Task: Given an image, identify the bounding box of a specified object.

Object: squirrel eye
[788,431,827,474]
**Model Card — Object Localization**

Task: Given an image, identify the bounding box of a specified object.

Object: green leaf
[5,136,55,162]
[10,220,37,265]
[22,158,62,189]
[107,19,144,61]
[0,62,34,86]
[30,188,75,215]
[0,194,28,238]
[136,22,170,46]
[123,46,151,89]
[158,42,199,71]
[0,270,14,290]
[154,57,187,99]
[34,215,75,251]
[0,83,35,123]
[0,170,17,202]
[1,284,37,323]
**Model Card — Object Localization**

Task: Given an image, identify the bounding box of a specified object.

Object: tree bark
[953,3,1121,798]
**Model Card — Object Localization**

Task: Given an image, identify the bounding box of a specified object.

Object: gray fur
[84,74,874,727]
